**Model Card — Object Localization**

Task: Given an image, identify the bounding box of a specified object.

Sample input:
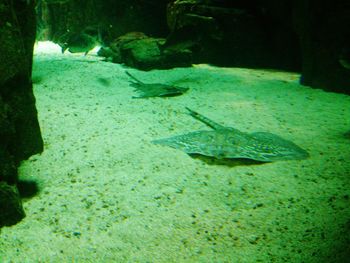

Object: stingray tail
[125,71,144,84]
[185,107,224,130]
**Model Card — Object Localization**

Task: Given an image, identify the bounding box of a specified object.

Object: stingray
[152,108,309,162]
[125,71,188,98]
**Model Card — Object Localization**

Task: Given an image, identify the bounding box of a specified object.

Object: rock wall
[36,0,169,43]
[0,0,43,227]
[166,0,350,94]
[165,0,301,70]
[36,0,350,93]
[293,0,350,93]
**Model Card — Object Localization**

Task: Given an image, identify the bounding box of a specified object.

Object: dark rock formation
[0,0,43,227]
[0,182,25,227]
[293,0,350,93]
[98,32,192,70]
[166,0,350,93]
[165,0,301,70]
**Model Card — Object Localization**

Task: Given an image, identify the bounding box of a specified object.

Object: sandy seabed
[1,42,349,262]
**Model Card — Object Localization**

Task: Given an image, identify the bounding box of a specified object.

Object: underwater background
[1,42,349,262]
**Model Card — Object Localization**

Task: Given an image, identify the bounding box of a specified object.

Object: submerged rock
[0,182,25,227]
[98,32,192,70]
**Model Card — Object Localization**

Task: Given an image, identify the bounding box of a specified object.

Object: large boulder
[0,0,43,227]
[100,32,192,70]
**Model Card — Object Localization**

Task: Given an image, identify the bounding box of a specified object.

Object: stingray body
[153,108,309,162]
[125,71,188,98]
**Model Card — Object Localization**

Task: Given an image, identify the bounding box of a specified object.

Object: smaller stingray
[125,71,188,98]
[153,108,309,162]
